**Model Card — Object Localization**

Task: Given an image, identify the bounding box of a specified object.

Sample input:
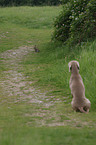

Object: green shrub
[52,2,73,42]
[61,0,70,4]
[53,0,96,44]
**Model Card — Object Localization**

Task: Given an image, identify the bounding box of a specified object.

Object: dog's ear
[68,62,72,72]
[77,65,79,70]
[76,61,80,70]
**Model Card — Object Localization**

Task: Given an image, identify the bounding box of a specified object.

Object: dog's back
[70,73,85,98]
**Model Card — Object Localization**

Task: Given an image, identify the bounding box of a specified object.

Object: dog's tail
[78,107,88,113]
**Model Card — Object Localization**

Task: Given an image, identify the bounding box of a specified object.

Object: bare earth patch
[0,46,52,105]
[0,46,95,128]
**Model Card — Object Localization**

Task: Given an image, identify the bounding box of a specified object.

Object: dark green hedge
[0,0,61,6]
[52,0,96,44]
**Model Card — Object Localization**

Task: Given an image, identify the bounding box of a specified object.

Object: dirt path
[0,46,54,106]
[0,46,65,127]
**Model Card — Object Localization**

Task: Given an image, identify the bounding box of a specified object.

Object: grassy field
[0,6,96,145]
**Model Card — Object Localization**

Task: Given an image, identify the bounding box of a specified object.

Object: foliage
[53,0,96,44]
[52,2,73,42]
[61,0,70,4]
[0,0,61,6]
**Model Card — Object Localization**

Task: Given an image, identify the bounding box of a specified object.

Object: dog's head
[68,60,79,72]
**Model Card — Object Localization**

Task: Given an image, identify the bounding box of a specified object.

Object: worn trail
[0,46,54,106]
[0,46,64,127]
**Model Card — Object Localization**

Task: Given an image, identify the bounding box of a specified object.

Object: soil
[0,46,64,126]
[0,46,55,106]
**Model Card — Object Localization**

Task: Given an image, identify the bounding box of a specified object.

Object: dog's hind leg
[78,107,87,113]
[86,108,89,113]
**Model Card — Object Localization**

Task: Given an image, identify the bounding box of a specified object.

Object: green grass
[0,6,60,29]
[0,6,96,145]
[0,6,61,52]
[0,126,96,145]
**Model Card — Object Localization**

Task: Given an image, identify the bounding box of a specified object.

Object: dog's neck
[71,64,79,75]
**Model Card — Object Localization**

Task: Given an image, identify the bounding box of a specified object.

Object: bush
[52,2,73,42]
[53,0,96,44]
